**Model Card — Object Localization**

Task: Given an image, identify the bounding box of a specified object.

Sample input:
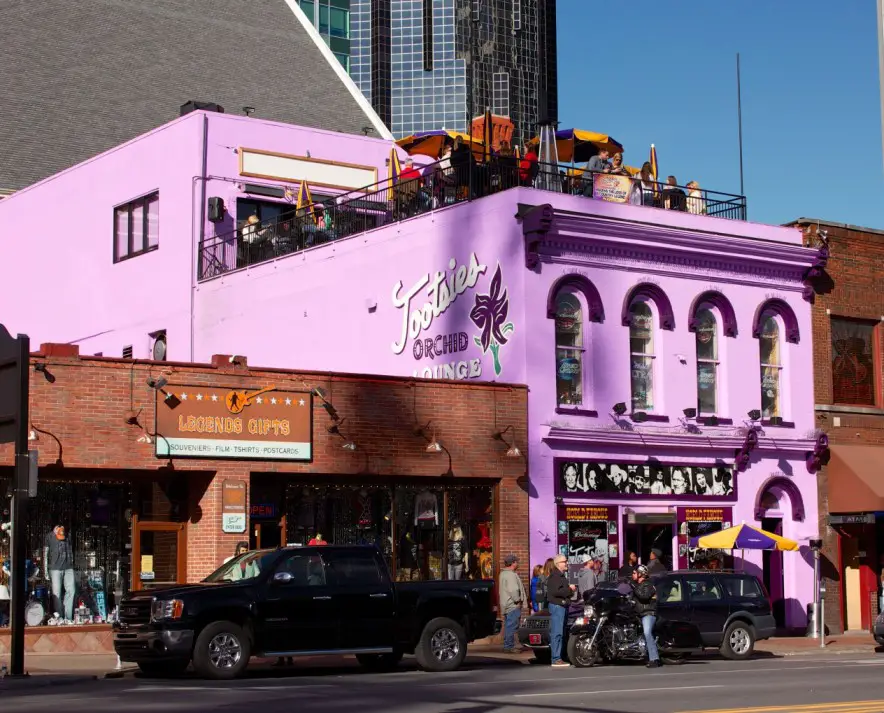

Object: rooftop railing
[198,156,747,281]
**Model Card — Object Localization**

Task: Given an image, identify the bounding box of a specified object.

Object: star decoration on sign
[255,397,263,404]
[211,394,218,402]
[196,393,203,401]
[298,399,306,407]
[285,398,292,406]
[181,393,188,400]
[270,397,277,405]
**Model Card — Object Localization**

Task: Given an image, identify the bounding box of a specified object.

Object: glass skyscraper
[298,0,352,71]
[350,0,557,146]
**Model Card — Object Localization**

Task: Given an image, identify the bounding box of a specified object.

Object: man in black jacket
[647,548,667,576]
[547,555,576,668]
[632,565,661,668]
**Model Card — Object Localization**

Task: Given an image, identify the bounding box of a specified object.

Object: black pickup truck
[114,545,499,679]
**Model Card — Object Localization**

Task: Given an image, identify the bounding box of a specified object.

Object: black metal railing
[198,156,747,280]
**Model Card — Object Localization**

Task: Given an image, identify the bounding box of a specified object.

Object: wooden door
[131,518,188,591]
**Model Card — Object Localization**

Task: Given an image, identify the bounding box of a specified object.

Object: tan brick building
[791,218,884,635]
[0,344,528,653]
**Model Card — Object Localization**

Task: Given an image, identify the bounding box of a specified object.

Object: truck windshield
[204,550,276,583]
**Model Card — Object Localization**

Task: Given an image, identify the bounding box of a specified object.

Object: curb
[0,674,98,691]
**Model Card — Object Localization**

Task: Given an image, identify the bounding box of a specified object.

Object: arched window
[695,308,718,415]
[759,315,782,418]
[555,292,584,406]
[629,301,655,411]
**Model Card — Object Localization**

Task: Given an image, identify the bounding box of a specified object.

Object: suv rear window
[724,576,764,599]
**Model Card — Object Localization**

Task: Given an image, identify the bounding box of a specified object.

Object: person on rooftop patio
[635,162,656,206]
[663,175,687,212]
[608,152,629,176]
[686,181,707,215]
[519,144,538,187]
[582,149,610,196]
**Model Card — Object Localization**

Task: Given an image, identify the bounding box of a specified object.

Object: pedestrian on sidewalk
[648,549,667,576]
[631,565,661,669]
[530,564,544,612]
[547,555,576,668]
[498,554,527,654]
[619,551,638,580]
[577,557,599,600]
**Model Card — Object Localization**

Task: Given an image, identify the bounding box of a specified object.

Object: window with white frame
[629,301,654,411]
[114,192,158,262]
[696,308,718,415]
[759,315,782,418]
[555,292,584,406]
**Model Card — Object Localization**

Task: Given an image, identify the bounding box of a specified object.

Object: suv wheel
[720,621,755,660]
[192,621,251,680]
[415,617,467,672]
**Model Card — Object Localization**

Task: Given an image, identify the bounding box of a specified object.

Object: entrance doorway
[251,519,284,550]
[131,520,187,591]
[762,517,785,627]
[625,521,674,570]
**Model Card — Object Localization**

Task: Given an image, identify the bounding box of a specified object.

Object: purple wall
[0,117,821,626]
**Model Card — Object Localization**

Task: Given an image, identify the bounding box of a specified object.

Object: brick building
[791,218,884,635]
[0,344,527,654]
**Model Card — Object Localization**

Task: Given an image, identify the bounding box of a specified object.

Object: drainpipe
[191,113,209,362]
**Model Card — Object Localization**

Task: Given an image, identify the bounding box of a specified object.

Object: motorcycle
[566,583,702,668]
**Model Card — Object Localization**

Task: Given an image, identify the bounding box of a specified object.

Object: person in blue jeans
[631,565,661,668]
[546,554,576,668]
[498,554,527,653]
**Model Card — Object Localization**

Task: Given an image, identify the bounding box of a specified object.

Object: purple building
[0,112,823,628]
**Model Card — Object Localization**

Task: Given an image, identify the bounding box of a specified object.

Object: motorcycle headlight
[151,599,184,622]
[583,605,595,618]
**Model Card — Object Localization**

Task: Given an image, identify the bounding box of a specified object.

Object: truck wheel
[566,634,598,668]
[136,660,190,677]
[415,617,467,672]
[356,652,403,671]
[192,621,251,680]
[720,621,755,660]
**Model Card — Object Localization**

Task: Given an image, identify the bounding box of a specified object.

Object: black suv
[518,571,775,661]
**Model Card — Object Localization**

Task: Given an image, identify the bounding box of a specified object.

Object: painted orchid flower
[470,265,510,352]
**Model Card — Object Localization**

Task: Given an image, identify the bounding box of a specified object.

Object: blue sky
[556,1,883,229]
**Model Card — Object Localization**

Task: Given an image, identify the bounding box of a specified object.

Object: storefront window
[555,292,584,406]
[695,309,718,415]
[285,482,493,582]
[557,505,619,583]
[831,317,877,406]
[0,478,132,627]
[629,301,654,412]
[759,316,781,419]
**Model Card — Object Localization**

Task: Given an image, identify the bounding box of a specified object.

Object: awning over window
[828,445,884,514]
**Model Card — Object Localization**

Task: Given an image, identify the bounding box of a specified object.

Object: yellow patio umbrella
[296,180,317,224]
[690,523,799,551]
[395,130,482,159]
[528,128,625,164]
[387,146,402,192]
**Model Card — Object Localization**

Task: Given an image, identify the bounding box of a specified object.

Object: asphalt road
[4,653,884,713]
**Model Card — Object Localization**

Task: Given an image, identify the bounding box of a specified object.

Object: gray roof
[0,0,389,192]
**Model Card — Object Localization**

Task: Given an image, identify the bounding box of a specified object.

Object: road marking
[676,700,884,713]
[513,684,724,699]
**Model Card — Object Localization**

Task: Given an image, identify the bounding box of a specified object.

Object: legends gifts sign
[155,384,312,460]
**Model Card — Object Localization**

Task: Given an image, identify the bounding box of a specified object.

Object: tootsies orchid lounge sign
[556,459,736,501]
[391,253,515,381]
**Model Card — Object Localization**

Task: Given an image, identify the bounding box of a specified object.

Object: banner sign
[676,506,733,570]
[155,385,313,461]
[221,480,247,534]
[557,504,620,580]
[556,459,736,501]
[592,173,633,203]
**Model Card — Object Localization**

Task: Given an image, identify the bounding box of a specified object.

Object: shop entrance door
[625,522,674,570]
[842,536,863,631]
[762,517,785,627]
[252,520,284,550]
[132,520,187,591]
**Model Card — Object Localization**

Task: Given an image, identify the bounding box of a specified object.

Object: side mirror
[273,571,294,584]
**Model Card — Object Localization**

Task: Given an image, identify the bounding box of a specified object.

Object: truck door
[325,549,395,651]
[258,551,338,654]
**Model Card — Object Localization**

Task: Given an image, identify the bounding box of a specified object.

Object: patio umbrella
[389,147,402,183]
[483,108,493,163]
[296,180,317,224]
[690,523,799,551]
[528,129,625,164]
[650,144,659,196]
[395,130,482,159]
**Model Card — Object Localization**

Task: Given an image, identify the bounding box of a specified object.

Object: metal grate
[122,345,133,359]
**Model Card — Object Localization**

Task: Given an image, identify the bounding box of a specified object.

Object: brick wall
[795,220,884,634]
[0,348,528,584]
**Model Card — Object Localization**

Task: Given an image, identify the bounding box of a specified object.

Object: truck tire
[192,621,251,680]
[136,660,190,677]
[414,617,467,672]
[720,621,755,661]
[356,652,403,672]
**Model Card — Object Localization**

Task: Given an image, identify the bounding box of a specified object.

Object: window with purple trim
[629,301,654,411]
[759,315,781,419]
[696,309,718,415]
[114,192,159,262]
[555,292,584,406]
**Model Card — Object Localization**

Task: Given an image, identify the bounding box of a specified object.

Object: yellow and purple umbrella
[387,146,402,191]
[528,129,624,164]
[650,143,659,195]
[395,130,482,159]
[296,180,317,224]
[690,523,799,551]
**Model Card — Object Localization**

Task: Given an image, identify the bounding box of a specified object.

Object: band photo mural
[557,460,736,500]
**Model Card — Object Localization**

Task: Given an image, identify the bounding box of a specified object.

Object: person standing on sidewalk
[577,557,599,600]
[632,565,661,668]
[547,555,576,668]
[498,554,527,653]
